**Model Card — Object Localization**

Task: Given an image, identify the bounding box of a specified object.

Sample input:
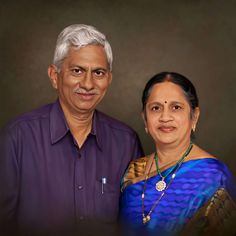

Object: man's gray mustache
[74,89,99,95]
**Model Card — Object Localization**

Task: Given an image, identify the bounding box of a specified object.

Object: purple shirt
[0,100,143,234]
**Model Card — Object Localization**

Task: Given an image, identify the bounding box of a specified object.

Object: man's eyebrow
[92,67,108,72]
[69,64,85,69]
[69,65,108,71]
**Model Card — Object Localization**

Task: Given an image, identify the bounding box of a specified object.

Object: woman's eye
[172,105,182,110]
[151,106,161,111]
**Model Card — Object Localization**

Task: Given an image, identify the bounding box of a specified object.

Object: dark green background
[1,0,235,177]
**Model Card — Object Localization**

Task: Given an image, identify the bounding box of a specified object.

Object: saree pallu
[119,158,236,235]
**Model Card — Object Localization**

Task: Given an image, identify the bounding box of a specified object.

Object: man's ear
[108,72,113,84]
[48,64,59,89]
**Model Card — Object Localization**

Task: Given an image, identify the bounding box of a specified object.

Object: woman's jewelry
[142,141,193,224]
[142,165,180,224]
[155,141,193,191]
[155,178,166,191]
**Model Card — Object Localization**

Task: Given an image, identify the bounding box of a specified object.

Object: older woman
[120,72,236,235]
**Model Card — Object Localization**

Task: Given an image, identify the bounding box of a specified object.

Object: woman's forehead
[148,82,187,102]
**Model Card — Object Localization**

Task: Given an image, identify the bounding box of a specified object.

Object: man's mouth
[76,92,96,100]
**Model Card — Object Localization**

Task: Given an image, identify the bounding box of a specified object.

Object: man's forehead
[63,46,109,67]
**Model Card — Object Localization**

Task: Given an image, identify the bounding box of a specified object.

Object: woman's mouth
[158,126,176,133]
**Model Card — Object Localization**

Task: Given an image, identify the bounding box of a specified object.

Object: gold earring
[145,127,148,133]
[192,125,196,132]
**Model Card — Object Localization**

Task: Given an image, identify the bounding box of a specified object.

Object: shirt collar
[50,100,103,150]
[91,110,103,151]
[50,100,70,144]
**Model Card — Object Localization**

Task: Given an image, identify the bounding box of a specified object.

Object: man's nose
[79,72,94,90]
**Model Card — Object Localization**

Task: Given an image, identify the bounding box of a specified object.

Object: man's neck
[61,103,94,148]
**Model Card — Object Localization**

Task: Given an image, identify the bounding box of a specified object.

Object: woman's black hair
[142,72,199,115]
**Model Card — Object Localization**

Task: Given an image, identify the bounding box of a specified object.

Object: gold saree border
[181,188,236,235]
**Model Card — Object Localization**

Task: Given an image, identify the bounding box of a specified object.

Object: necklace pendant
[143,215,151,224]
[155,179,166,191]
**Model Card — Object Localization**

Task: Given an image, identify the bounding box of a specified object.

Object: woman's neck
[155,140,192,168]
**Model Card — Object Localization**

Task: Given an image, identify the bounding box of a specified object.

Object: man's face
[49,45,112,115]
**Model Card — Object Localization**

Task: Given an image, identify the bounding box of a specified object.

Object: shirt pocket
[95,180,120,223]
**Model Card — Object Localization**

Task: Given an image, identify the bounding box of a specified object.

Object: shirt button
[77,185,83,190]
[78,153,82,158]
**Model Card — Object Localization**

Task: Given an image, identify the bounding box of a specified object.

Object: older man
[0,24,143,235]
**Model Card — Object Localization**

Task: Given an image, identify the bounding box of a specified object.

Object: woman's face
[143,81,199,148]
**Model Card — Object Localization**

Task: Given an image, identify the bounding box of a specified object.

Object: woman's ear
[192,107,200,132]
[141,111,148,134]
[48,64,59,89]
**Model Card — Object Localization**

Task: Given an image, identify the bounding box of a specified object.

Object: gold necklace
[155,142,193,191]
[142,142,193,224]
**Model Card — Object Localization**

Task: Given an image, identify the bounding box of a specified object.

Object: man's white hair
[53,24,113,71]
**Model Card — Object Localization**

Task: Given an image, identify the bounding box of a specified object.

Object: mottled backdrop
[0,0,235,176]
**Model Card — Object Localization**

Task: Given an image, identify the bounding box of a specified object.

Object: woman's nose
[159,109,173,122]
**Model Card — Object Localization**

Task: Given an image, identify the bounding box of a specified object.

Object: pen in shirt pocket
[101,177,107,194]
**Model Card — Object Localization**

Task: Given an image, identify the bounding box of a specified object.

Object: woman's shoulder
[185,145,228,168]
[185,144,215,161]
[130,155,149,165]
[125,156,150,178]
[184,149,234,187]
[185,157,229,173]
[121,155,150,191]
[184,145,228,168]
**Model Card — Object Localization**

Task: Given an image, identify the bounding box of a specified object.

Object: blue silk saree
[120,157,236,235]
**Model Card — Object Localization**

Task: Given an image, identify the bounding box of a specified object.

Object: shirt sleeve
[131,132,144,161]
[0,126,19,231]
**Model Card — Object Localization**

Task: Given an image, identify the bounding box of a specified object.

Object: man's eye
[94,70,105,77]
[71,68,83,75]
